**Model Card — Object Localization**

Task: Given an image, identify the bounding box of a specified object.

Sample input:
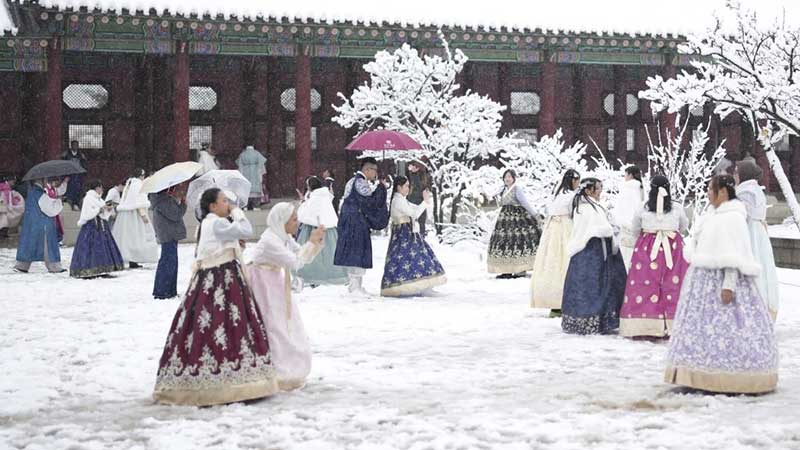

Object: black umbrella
[22,160,86,182]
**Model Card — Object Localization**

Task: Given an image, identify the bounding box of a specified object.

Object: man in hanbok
[235,145,268,210]
[197,143,219,175]
[333,157,390,296]
[62,140,88,210]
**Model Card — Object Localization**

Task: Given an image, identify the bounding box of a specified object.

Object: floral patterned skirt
[561,237,627,335]
[530,215,572,309]
[381,223,446,296]
[619,232,689,338]
[665,267,778,394]
[153,259,279,406]
[487,205,540,274]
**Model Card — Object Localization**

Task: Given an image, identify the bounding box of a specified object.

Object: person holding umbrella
[333,157,390,296]
[149,186,187,299]
[14,159,86,273]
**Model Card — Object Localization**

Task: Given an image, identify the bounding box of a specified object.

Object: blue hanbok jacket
[16,185,61,263]
[334,174,389,269]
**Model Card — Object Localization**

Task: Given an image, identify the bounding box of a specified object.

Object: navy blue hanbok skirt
[380,223,446,296]
[561,237,627,334]
[70,217,125,278]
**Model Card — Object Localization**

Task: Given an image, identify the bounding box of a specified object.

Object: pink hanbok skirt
[247,264,312,391]
[620,232,689,338]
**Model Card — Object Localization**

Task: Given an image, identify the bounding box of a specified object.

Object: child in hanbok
[613,165,645,269]
[69,180,125,278]
[620,176,689,338]
[15,179,67,273]
[487,169,541,278]
[112,170,159,269]
[735,160,779,321]
[530,169,580,315]
[381,176,446,297]
[665,175,778,394]
[0,175,25,240]
[296,176,347,286]
[246,203,325,390]
[153,188,279,406]
[562,178,627,334]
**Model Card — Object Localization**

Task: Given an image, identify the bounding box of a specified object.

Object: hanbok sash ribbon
[645,229,677,270]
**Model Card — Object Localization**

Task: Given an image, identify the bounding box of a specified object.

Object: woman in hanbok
[613,165,645,269]
[153,188,279,406]
[15,178,67,273]
[246,203,324,390]
[735,160,779,321]
[665,175,778,394]
[112,170,159,269]
[105,180,124,230]
[0,174,25,240]
[296,176,347,286]
[530,169,580,316]
[69,180,125,278]
[381,176,446,296]
[561,178,627,334]
[487,169,541,278]
[620,176,689,338]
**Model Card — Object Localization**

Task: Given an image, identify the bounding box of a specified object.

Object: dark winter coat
[334,174,390,269]
[149,192,187,244]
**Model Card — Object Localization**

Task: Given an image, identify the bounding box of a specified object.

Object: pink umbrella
[345,130,423,153]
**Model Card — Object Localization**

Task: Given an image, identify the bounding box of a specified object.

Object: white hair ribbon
[656,187,668,215]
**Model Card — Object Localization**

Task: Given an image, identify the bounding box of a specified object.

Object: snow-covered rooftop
[2,0,799,37]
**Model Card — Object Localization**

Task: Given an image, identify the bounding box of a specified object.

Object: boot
[347,274,370,297]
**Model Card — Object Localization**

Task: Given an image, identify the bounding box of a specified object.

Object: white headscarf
[267,202,296,243]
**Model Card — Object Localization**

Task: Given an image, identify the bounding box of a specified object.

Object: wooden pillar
[539,57,557,138]
[790,136,800,192]
[44,40,62,161]
[613,66,627,163]
[295,47,312,188]
[242,62,256,146]
[173,44,190,162]
[572,65,584,147]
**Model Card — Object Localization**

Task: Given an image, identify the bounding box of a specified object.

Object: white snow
[2,236,799,449]
[2,0,800,37]
[770,223,800,239]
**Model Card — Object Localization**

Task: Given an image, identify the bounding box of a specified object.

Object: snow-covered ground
[2,237,799,450]
[769,223,800,240]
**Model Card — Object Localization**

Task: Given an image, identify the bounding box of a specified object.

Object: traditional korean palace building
[1,0,797,195]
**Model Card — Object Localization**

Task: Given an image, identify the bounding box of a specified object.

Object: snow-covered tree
[639,1,800,228]
[645,119,727,224]
[333,33,520,234]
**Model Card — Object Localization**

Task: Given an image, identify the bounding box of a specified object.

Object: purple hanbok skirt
[665,266,778,394]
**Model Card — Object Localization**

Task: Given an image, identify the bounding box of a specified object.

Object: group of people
[497,160,780,395]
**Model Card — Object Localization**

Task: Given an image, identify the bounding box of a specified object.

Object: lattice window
[513,128,538,144]
[190,126,213,150]
[690,104,704,117]
[510,92,541,115]
[68,124,103,149]
[280,88,322,112]
[63,84,108,109]
[603,94,615,116]
[189,86,218,111]
[626,128,636,152]
[607,128,615,152]
[285,126,318,150]
[626,94,639,116]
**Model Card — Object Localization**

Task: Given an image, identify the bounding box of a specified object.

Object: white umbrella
[140,161,203,194]
[187,170,251,211]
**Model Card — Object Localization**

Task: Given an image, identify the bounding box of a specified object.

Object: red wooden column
[173,44,190,162]
[295,47,312,187]
[44,40,62,161]
[613,66,627,162]
[539,57,557,138]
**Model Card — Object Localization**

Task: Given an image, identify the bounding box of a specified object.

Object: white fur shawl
[612,178,644,229]
[78,190,110,226]
[567,198,615,257]
[689,199,760,276]
[297,187,338,228]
